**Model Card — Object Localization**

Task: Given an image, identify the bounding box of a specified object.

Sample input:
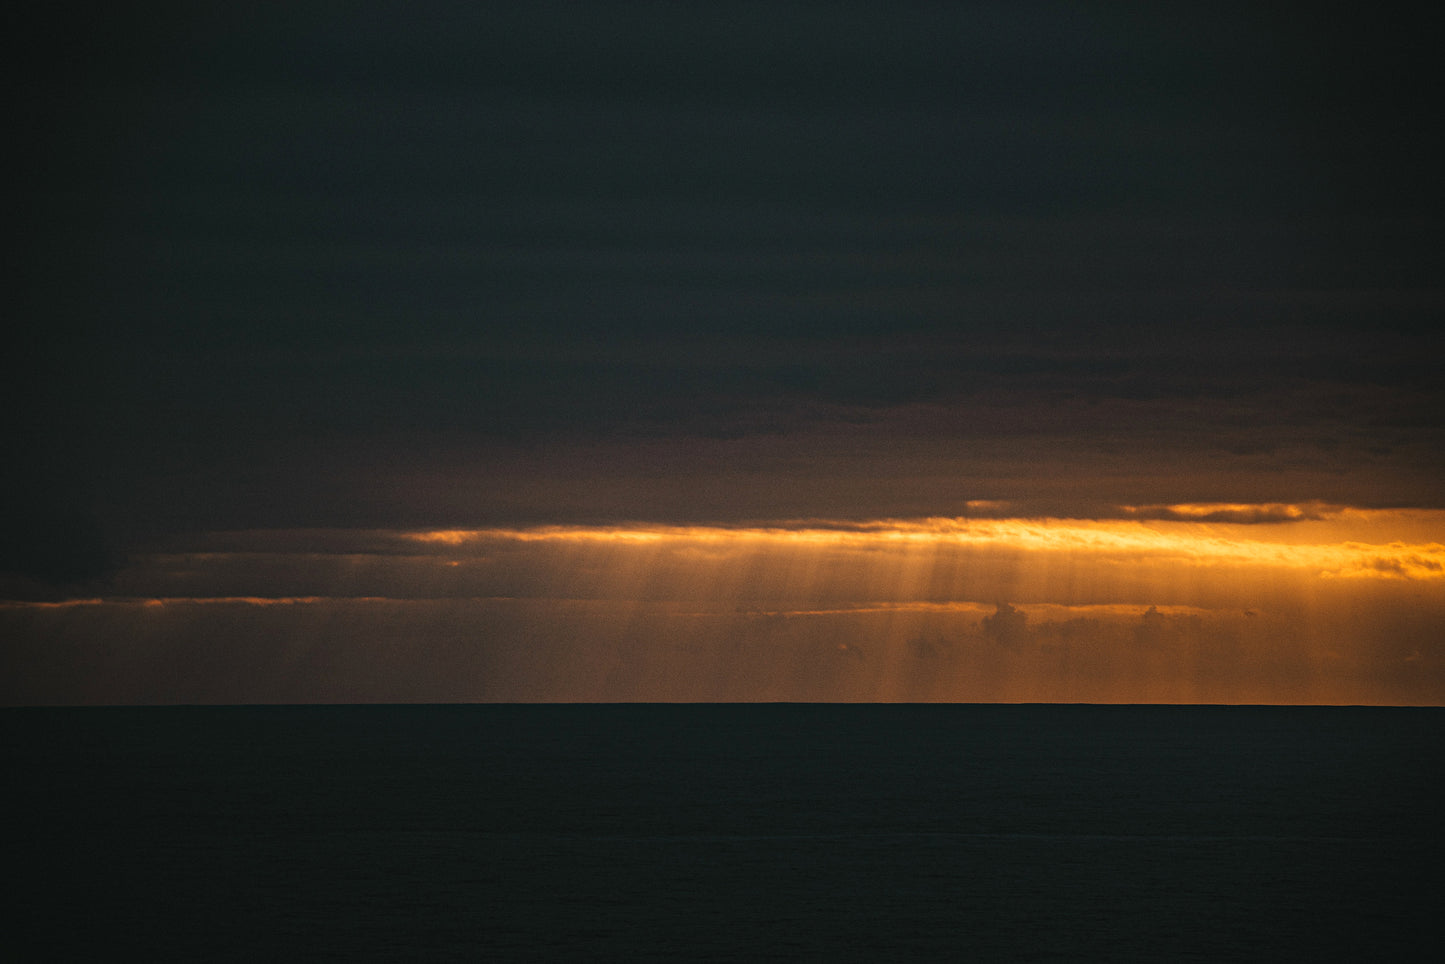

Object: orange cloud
[399,511,1445,582]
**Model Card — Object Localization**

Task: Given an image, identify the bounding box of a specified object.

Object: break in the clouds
[4,510,1443,704]
[6,3,1444,703]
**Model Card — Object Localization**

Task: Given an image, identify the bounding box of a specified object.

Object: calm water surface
[6,704,1441,960]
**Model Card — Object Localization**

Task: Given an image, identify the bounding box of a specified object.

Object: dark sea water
[6,704,1442,961]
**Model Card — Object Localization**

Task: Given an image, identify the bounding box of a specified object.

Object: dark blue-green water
[6,705,1441,960]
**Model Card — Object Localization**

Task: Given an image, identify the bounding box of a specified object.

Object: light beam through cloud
[4,507,1442,704]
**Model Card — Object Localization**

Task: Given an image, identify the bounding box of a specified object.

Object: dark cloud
[7,1,1443,556]
[908,635,952,660]
[1118,503,1342,524]
[982,603,1028,645]
[1133,606,1209,648]
[0,501,121,596]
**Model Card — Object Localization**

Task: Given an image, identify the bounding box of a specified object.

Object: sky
[5,2,1444,704]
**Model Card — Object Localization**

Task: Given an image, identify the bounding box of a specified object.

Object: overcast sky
[5,3,1443,703]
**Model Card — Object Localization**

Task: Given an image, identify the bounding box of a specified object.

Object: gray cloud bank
[7,2,1442,558]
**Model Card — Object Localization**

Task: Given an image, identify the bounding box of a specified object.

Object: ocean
[6,704,1440,960]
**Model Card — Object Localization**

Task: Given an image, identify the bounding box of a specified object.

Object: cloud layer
[7,4,1443,704]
